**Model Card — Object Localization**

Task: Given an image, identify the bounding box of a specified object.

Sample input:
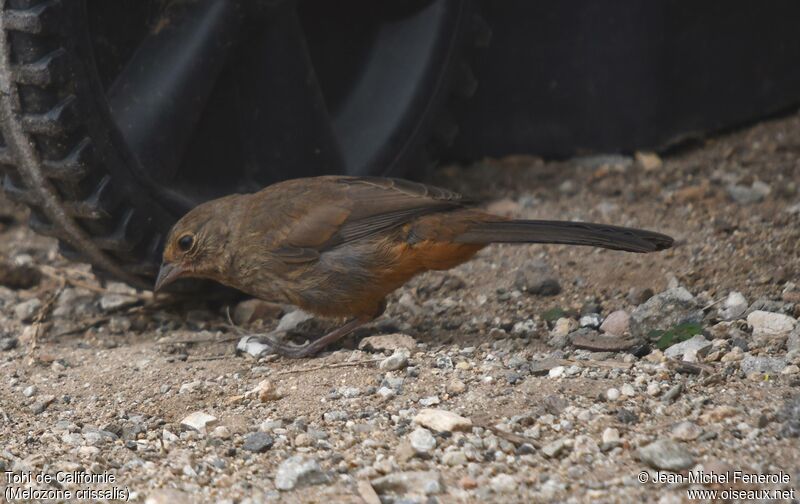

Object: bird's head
[154,195,240,292]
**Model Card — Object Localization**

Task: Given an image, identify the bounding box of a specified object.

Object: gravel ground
[1,112,800,503]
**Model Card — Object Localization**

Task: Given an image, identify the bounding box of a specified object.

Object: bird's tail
[454,219,674,253]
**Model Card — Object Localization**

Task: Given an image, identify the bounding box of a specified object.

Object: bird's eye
[178,234,194,252]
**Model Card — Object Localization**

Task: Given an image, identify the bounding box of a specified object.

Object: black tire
[0,0,487,289]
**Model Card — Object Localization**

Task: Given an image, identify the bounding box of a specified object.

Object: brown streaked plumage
[156,175,673,357]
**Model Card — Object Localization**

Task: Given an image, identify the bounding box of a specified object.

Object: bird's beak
[154,262,185,292]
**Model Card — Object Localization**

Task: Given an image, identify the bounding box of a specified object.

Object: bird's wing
[264,176,467,262]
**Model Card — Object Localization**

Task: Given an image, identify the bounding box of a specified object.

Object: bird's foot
[238,318,370,359]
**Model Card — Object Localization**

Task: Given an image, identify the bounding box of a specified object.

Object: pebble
[541,438,570,458]
[579,313,602,329]
[672,421,702,441]
[419,395,440,407]
[22,385,37,397]
[243,432,274,453]
[635,151,662,170]
[490,474,518,493]
[379,349,410,371]
[209,426,231,440]
[371,471,442,496]
[414,409,472,432]
[636,439,695,471]
[740,355,787,375]
[720,292,748,320]
[646,383,661,396]
[359,333,417,353]
[602,428,620,445]
[551,317,578,338]
[30,394,56,414]
[144,489,192,504]
[248,379,283,402]
[179,380,202,394]
[275,456,329,490]
[726,181,770,204]
[783,365,800,375]
[621,384,636,397]
[514,260,561,296]
[747,310,796,337]
[548,366,565,379]
[442,450,467,466]
[409,428,437,455]
[600,310,630,336]
[180,411,217,434]
[13,298,41,322]
[627,287,654,305]
[606,388,621,401]
[99,282,139,310]
[0,336,17,351]
[662,384,683,403]
[629,288,703,340]
[446,379,466,395]
[663,334,712,361]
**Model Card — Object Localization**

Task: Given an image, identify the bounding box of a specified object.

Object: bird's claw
[259,334,313,358]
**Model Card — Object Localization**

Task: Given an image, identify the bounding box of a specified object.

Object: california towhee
[155,176,673,357]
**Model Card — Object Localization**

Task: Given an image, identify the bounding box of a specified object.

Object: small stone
[647,382,661,396]
[379,349,410,371]
[664,334,712,361]
[243,432,274,453]
[636,439,695,471]
[377,387,395,399]
[490,474,518,493]
[371,471,442,496]
[275,456,329,490]
[180,411,217,434]
[419,396,441,407]
[600,310,630,336]
[747,311,796,337]
[579,313,602,329]
[662,384,683,403]
[359,333,417,353]
[13,298,41,322]
[606,388,621,401]
[548,366,565,378]
[551,317,578,338]
[233,299,283,325]
[782,365,800,375]
[514,260,561,296]
[442,450,467,466]
[179,380,202,394]
[672,421,702,441]
[413,408,472,432]
[701,405,741,423]
[541,438,570,458]
[740,355,787,375]
[446,379,466,395]
[248,379,283,402]
[720,292,748,320]
[409,428,437,455]
[99,282,139,310]
[602,428,620,445]
[294,433,312,447]
[22,385,37,397]
[630,288,704,341]
[210,426,231,440]
[720,347,744,362]
[460,476,478,489]
[627,287,654,305]
[727,181,771,205]
[30,394,56,414]
[0,336,17,351]
[621,384,636,397]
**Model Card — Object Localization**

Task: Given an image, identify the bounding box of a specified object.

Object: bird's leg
[256,317,372,358]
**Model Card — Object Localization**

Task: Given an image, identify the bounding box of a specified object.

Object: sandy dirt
[1,112,799,503]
